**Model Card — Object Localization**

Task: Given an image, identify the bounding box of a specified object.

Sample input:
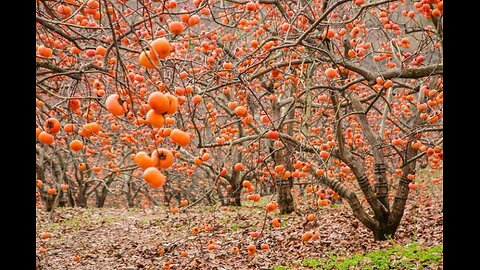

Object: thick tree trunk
[273,96,295,214]
[372,226,394,241]
[76,185,88,207]
[125,180,135,208]
[227,150,242,206]
[44,194,55,212]
[57,191,67,207]
[95,187,108,208]
[278,177,295,214]
[227,170,242,206]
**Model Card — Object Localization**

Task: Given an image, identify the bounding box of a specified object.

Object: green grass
[272,266,291,270]
[273,243,442,269]
[230,222,249,232]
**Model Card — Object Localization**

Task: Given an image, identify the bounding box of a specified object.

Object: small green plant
[230,224,239,232]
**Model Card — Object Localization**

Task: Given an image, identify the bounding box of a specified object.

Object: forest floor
[36,191,443,270]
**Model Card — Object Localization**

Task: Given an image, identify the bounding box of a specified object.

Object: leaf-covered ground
[36,195,442,270]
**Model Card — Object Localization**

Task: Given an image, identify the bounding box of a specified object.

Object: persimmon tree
[36,0,442,240]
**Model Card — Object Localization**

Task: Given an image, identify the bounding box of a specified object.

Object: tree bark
[227,163,242,206]
[273,95,295,214]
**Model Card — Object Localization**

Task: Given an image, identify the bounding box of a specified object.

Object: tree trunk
[44,194,55,212]
[373,228,391,241]
[95,187,108,208]
[57,191,67,207]
[278,177,294,214]
[216,183,227,206]
[227,174,242,206]
[76,185,88,207]
[227,150,242,206]
[126,183,135,208]
[273,97,295,214]
[275,150,294,214]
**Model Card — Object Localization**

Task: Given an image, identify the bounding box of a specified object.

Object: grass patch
[101,216,117,224]
[230,222,249,232]
[276,243,442,269]
[219,217,231,223]
[272,266,291,270]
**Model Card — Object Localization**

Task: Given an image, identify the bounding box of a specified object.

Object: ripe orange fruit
[165,94,179,114]
[57,5,72,17]
[201,152,210,161]
[234,163,245,171]
[411,140,422,149]
[180,199,189,207]
[79,163,87,171]
[87,0,99,9]
[44,118,61,134]
[383,80,393,88]
[192,95,203,105]
[274,164,285,173]
[246,1,257,11]
[95,45,106,56]
[38,131,54,144]
[146,109,165,128]
[41,232,52,239]
[302,231,313,242]
[143,167,167,188]
[267,131,280,140]
[169,21,184,35]
[320,150,330,158]
[134,151,157,169]
[306,214,316,222]
[152,148,174,169]
[272,218,281,228]
[234,106,247,116]
[170,129,191,147]
[63,123,76,133]
[408,182,418,190]
[242,180,252,188]
[223,62,233,69]
[194,157,203,166]
[187,15,200,26]
[38,45,53,58]
[139,51,159,69]
[105,94,126,116]
[68,98,80,110]
[247,244,256,255]
[69,140,83,151]
[266,201,278,212]
[325,68,338,79]
[250,231,261,238]
[150,38,171,59]
[148,92,170,114]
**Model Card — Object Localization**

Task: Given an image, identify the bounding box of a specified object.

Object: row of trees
[36,0,443,240]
